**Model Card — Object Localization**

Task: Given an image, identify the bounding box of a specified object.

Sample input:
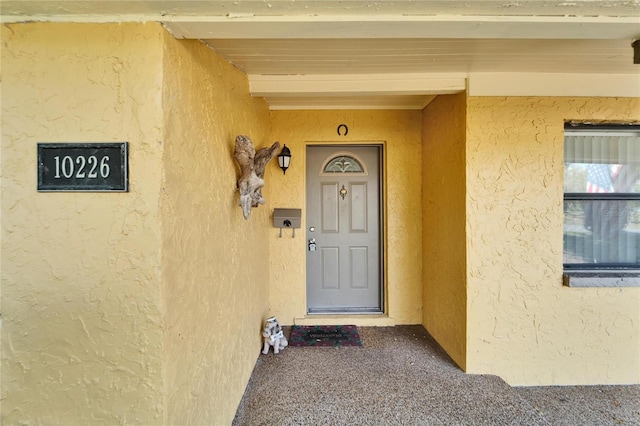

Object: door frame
[305,142,386,314]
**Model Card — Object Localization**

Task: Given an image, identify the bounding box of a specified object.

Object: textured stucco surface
[161,34,272,425]
[422,93,467,370]
[1,23,166,424]
[268,110,423,326]
[1,22,273,425]
[4,22,638,426]
[465,96,640,385]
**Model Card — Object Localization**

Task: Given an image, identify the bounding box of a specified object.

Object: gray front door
[306,145,382,313]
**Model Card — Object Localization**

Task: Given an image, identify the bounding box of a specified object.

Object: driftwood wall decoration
[234,135,280,220]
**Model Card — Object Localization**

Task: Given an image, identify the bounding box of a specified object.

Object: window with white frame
[564,124,640,270]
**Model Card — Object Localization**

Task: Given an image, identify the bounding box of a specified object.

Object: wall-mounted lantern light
[278,144,291,174]
[633,40,640,64]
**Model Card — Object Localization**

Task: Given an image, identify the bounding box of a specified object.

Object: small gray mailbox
[273,208,301,229]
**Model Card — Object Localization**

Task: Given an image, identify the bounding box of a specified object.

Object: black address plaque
[38,143,129,192]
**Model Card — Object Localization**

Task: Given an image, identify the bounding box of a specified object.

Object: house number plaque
[37,143,129,192]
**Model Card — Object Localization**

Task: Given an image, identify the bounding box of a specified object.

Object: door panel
[306,145,382,313]
[350,183,367,232]
[350,247,368,289]
[321,247,340,289]
[321,183,339,233]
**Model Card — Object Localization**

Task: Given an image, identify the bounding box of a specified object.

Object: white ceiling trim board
[467,73,640,97]
[264,95,437,111]
[163,15,640,40]
[249,73,467,97]
[2,0,640,20]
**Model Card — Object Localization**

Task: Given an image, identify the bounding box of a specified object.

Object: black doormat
[289,325,363,347]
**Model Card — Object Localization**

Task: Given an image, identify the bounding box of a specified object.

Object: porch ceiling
[2,1,639,109]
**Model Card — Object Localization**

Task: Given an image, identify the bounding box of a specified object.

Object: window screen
[564,124,640,269]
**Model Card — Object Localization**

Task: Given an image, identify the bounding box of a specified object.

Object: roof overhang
[3,1,639,109]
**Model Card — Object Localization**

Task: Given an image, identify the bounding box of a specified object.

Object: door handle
[308,238,316,252]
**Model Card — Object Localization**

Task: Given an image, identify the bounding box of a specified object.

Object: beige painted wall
[421,94,467,370]
[161,34,272,425]
[466,97,640,385]
[268,110,423,326]
[1,23,165,423]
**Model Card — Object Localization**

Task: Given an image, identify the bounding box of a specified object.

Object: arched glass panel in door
[320,152,368,175]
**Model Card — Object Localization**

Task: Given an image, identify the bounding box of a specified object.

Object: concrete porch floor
[233,325,640,425]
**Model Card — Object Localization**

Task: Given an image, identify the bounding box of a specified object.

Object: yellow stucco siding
[422,94,467,370]
[268,110,423,325]
[1,23,166,423]
[1,22,273,425]
[160,34,272,425]
[4,20,639,426]
[466,96,640,385]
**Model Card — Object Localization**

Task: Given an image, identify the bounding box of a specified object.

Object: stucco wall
[161,35,272,425]
[268,110,423,325]
[422,94,467,370]
[1,21,272,425]
[466,96,640,385]
[1,23,165,423]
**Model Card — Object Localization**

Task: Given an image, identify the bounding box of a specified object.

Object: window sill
[563,270,640,287]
